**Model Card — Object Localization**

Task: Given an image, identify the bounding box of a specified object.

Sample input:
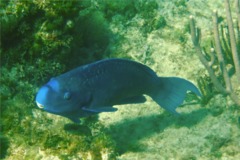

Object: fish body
[36,58,201,123]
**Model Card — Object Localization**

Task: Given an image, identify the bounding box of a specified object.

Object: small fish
[36,58,201,123]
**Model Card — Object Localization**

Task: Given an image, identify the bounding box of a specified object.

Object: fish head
[36,78,81,114]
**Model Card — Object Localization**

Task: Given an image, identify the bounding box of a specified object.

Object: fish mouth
[36,101,44,109]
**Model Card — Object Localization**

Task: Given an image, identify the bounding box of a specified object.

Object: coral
[190,0,240,106]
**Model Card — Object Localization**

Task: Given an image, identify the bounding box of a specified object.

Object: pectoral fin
[82,106,118,113]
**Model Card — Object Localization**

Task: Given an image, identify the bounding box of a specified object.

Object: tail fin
[150,77,201,114]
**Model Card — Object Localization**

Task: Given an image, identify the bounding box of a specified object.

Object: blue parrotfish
[36,58,201,123]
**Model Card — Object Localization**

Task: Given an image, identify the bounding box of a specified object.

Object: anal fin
[82,106,118,113]
[117,95,146,105]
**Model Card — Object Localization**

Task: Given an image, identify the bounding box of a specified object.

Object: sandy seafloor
[100,1,240,159]
[2,0,240,160]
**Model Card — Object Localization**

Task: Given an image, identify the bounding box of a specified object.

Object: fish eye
[64,92,71,100]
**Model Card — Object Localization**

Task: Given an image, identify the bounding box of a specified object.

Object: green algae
[0,0,118,159]
[0,133,9,159]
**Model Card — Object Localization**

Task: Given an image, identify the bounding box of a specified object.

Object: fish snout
[36,85,51,109]
[36,101,44,109]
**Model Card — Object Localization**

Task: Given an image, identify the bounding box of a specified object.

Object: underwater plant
[189,0,240,106]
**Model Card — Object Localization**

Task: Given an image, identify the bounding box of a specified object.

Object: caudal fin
[151,77,201,114]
